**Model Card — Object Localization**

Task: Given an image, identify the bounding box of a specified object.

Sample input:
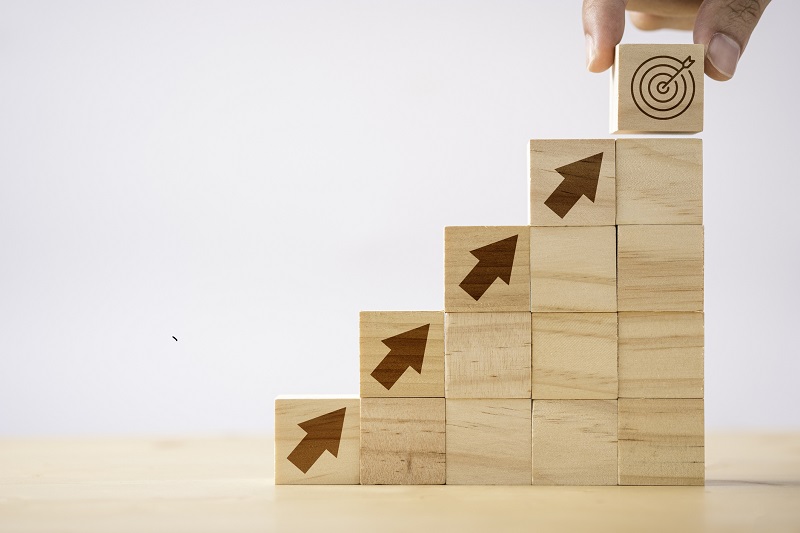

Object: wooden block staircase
[275,43,705,486]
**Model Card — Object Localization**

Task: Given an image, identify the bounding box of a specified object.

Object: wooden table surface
[1,433,799,533]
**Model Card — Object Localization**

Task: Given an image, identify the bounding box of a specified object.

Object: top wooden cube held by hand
[611,44,704,134]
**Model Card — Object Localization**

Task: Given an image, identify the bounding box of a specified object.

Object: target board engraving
[610,44,703,134]
[632,55,696,120]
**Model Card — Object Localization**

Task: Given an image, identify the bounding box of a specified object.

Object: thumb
[693,0,770,81]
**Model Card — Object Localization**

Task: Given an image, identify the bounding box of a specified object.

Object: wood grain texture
[530,226,617,312]
[617,225,704,311]
[3,434,800,532]
[360,311,444,398]
[531,313,618,399]
[360,398,446,485]
[444,226,530,312]
[618,398,704,486]
[274,395,360,484]
[446,399,532,485]
[529,139,616,226]
[618,312,704,399]
[616,138,703,225]
[532,400,618,485]
[610,43,704,134]
[445,312,532,399]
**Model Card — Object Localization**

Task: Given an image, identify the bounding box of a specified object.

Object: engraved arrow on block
[286,407,347,474]
[370,324,430,390]
[544,152,604,218]
[459,235,518,301]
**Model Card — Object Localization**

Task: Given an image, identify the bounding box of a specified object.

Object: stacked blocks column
[615,135,705,486]
[444,226,532,484]
[529,139,619,485]
[359,312,446,484]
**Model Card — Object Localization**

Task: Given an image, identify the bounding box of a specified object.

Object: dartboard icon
[631,55,696,120]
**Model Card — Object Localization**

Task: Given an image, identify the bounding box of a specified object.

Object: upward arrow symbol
[286,408,347,474]
[544,152,605,218]
[370,324,430,390]
[459,235,518,301]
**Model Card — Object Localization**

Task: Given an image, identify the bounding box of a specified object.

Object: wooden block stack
[359,311,446,484]
[529,139,620,485]
[444,227,532,484]
[275,43,705,486]
[616,136,705,486]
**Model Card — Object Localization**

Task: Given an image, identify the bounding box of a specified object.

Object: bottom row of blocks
[275,396,704,486]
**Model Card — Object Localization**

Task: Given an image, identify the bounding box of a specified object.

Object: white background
[1,1,798,436]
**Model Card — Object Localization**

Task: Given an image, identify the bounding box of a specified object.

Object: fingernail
[585,33,595,70]
[708,33,741,78]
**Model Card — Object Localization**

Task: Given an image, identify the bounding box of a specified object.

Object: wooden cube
[531,313,618,399]
[611,44,704,134]
[445,226,530,312]
[529,139,616,226]
[446,399,532,485]
[616,138,703,225]
[618,398,705,485]
[619,312,704,398]
[530,226,617,312]
[360,311,444,398]
[274,395,360,484]
[360,398,446,484]
[618,225,704,311]
[532,400,618,485]
[445,312,531,399]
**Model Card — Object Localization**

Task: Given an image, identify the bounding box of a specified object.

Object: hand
[583,0,770,80]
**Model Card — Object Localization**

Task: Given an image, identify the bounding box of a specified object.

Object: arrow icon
[370,324,430,390]
[459,235,518,301]
[543,152,604,219]
[286,407,347,474]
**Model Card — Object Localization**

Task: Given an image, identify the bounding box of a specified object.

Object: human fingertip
[707,32,740,79]
[585,33,596,71]
[585,33,614,73]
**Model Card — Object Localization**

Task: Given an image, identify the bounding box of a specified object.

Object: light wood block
[360,398,446,485]
[445,312,531,399]
[616,138,703,225]
[529,139,616,226]
[360,311,444,398]
[531,313,618,399]
[445,226,530,312]
[610,43,704,134]
[618,398,705,486]
[617,225,704,311]
[619,312,704,399]
[274,395,360,484]
[530,226,617,312]
[446,399,532,485]
[532,400,618,485]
